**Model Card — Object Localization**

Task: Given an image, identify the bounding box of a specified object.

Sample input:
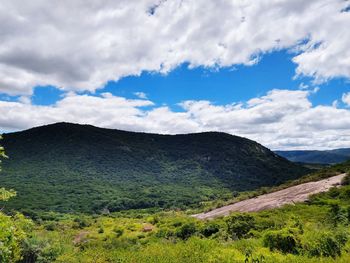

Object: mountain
[275,149,350,164]
[0,122,309,214]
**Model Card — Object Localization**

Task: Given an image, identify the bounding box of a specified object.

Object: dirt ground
[193,173,347,220]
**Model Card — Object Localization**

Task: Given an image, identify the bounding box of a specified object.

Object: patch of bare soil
[73,231,90,245]
[193,173,346,220]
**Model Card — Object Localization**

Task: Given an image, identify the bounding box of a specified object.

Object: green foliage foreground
[1,179,350,262]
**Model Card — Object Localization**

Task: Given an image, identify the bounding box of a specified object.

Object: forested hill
[0,122,309,214]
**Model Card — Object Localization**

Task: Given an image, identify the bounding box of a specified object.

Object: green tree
[0,135,7,170]
[0,136,15,202]
[0,138,33,262]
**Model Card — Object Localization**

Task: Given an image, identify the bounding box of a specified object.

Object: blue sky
[23,50,348,110]
[0,1,350,150]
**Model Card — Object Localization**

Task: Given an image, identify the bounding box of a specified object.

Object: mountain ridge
[0,122,309,214]
[275,149,350,164]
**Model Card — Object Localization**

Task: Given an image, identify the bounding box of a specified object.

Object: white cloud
[134,92,148,99]
[1,89,350,150]
[342,92,350,106]
[298,83,309,90]
[0,0,349,95]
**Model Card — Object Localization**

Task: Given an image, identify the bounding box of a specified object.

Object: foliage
[0,138,34,263]
[0,188,16,202]
[341,174,350,185]
[226,214,255,239]
[0,134,8,170]
[0,123,308,213]
[176,222,197,240]
[0,212,33,262]
[302,230,348,258]
[263,229,300,254]
[2,126,350,262]
[19,236,62,263]
[328,204,347,227]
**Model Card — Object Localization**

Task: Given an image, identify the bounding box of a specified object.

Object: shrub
[341,174,350,186]
[73,217,91,229]
[225,214,255,239]
[263,229,299,254]
[20,236,62,263]
[176,222,197,240]
[44,222,57,231]
[201,222,220,237]
[328,204,347,227]
[155,228,175,239]
[303,231,348,258]
[113,227,124,238]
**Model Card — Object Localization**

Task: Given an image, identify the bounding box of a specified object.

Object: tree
[0,136,33,263]
[0,134,7,170]
[0,136,16,202]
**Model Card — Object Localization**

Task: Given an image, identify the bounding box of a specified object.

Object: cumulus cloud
[134,92,148,99]
[342,92,350,106]
[1,89,350,150]
[0,0,349,95]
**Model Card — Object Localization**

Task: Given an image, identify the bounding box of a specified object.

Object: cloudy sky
[1,0,350,150]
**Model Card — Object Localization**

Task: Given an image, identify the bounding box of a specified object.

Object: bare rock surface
[193,173,347,220]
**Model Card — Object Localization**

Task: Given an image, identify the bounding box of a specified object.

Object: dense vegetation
[0,122,308,214]
[2,132,350,262]
[276,149,350,164]
[0,167,349,262]
[1,137,34,262]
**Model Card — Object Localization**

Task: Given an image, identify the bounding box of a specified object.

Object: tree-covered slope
[0,122,309,214]
[275,149,350,164]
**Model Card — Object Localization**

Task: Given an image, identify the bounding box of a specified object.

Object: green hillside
[0,122,308,214]
[1,159,350,263]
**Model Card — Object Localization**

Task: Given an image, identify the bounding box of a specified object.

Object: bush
[176,222,197,240]
[44,222,57,231]
[225,214,255,239]
[113,227,124,238]
[303,231,348,258]
[201,222,220,237]
[0,213,33,263]
[20,236,62,263]
[341,174,350,186]
[73,217,91,229]
[328,204,347,227]
[263,229,299,254]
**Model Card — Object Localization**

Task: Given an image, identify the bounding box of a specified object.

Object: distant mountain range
[0,123,309,214]
[275,149,350,164]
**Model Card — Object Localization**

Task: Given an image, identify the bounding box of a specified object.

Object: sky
[0,0,350,150]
